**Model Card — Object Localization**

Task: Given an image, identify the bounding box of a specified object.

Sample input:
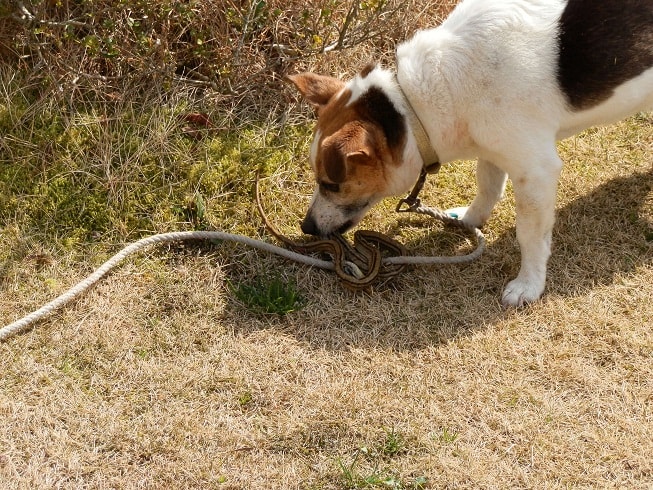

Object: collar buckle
[395,159,442,213]
[396,167,428,213]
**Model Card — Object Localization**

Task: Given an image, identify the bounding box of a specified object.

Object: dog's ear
[323,147,376,184]
[286,73,345,108]
[345,149,374,167]
[322,139,348,183]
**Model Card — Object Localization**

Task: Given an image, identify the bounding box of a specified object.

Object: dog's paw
[445,206,469,221]
[460,207,488,229]
[501,278,545,308]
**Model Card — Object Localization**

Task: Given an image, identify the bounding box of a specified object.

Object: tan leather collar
[395,79,440,173]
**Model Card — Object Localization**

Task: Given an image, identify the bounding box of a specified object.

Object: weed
[434,427,459,445]
[337,449,428,489]
[238,390,254,408]
[183,192,208,230]
[336,431,427,490]
[381,428,405,457]
[230,275,305,315]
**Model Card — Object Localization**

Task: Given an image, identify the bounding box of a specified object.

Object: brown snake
[255,177,408,290]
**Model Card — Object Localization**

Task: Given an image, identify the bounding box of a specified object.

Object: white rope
[1,212,484,342]
[0,231,333,342]
[385,204,485,265]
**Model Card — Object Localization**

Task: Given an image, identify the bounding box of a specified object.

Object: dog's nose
[301,214,319,235]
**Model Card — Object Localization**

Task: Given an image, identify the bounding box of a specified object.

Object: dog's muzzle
[301,213,354,236]
[301,214,319,235]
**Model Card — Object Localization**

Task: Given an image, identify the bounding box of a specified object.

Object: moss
[0,80,314,254]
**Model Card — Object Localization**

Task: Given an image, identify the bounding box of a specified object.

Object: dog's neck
[348,65,440,177]
[393,75,440,173]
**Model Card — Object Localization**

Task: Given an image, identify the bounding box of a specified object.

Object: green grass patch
[337,449,428,490]
[334,429,427,490]
[229,275,306,315]
[0,68,313,260]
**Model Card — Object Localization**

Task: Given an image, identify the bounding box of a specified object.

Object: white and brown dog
[288,0,653,306]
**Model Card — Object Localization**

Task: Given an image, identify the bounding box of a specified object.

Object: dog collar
[394,77,440,213]
[395,79,440,173]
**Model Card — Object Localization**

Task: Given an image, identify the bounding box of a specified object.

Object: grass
[230,275,305,315]
[336,430,428,489]
[1,1,653,488]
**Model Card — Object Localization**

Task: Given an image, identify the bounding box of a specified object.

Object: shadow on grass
[406,166,653,297]
[222,167,652,350]
[546,168,653,295]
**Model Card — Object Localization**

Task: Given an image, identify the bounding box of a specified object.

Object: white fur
[384,0,653,306]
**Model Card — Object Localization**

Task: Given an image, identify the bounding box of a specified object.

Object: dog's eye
[319,181,340,193]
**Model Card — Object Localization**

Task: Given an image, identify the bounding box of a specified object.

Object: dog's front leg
[502,148,562,307]
[463,159,508,228]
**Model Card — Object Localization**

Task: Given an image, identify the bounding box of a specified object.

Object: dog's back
[397,0,653,154]
[558,0,653,136]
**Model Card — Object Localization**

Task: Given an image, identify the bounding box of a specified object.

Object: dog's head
[288,66,423,236]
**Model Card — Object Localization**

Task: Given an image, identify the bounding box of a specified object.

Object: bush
[1,0,454,125]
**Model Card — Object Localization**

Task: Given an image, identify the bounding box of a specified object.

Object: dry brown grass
[2,1,653,489]
[2,118,652,489]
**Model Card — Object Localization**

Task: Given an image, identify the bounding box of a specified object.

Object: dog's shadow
[545,168,653,295]
[397,166,653,303]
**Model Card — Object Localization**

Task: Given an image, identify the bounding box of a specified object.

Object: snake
[254,176,408,290]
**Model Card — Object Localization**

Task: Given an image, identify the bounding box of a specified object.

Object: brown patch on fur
[321,137,348,183]
[360,63,376,78]
[286,73,345,109]
[315,88,405,170]
[289,70,408,205]
[313,94,396,196]
[443,119,471,147]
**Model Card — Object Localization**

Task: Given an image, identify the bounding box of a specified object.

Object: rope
[0,206,484,342]
[0,231,333,342]
[386,203,485,265]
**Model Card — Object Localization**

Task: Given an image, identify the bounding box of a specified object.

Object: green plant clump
[230,275,306,315]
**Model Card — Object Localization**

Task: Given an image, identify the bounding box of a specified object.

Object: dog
[287,0,653,306]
